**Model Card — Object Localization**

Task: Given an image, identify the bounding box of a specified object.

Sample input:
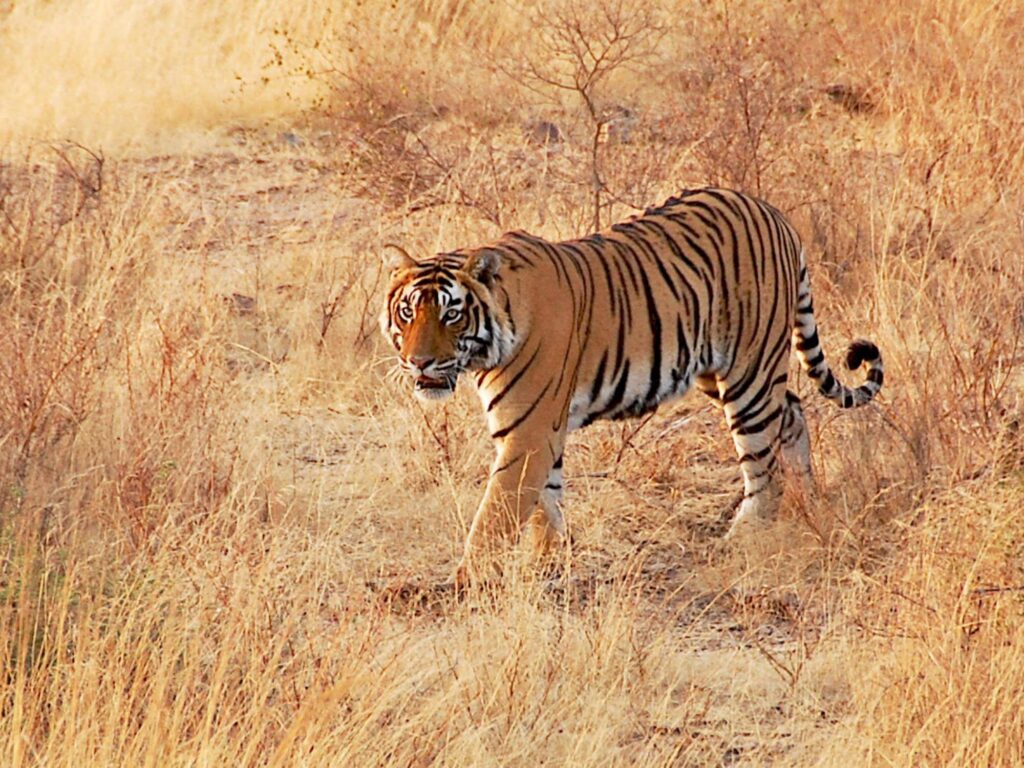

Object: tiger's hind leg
[530,455,567,555]
[695,374,723,407]
[718,371,787,539]
[779,390,814,489]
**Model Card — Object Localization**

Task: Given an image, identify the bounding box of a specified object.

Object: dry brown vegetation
[2,0,1024,765]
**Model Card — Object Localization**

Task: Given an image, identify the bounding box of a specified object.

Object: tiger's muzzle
[404,356,460,401]
[414,373,456,399]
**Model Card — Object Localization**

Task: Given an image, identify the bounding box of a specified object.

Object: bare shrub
[0,146,140,508]
[0,149,244,552]
[510,0,665,229]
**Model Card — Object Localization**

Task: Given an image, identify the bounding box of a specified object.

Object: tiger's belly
[566,360,697,432]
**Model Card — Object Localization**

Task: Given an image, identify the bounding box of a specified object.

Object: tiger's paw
[452,562,473,593]
[723,497,774,541]
[451,554,508,594]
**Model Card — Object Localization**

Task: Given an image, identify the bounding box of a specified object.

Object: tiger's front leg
[455,438,560,585]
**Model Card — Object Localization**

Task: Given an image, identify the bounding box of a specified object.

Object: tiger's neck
[469,280,522,387]
[481,281,519,369]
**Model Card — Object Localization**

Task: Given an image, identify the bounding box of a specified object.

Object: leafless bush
[512,0,665,229]
[0,149,240,549]
[0,147,122,503]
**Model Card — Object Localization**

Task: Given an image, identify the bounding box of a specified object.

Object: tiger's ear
[461,249,502,286]
[382,243,417,272]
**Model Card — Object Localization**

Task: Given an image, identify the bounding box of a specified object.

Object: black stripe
[491,453,523,475]
[733,405,783,436]
[796,329,820,351]
[598,360,631,418]
[632,254,663,404]
[585,239,618,316]
[732,391,777,428]
[619,225,682,302]
[485,345,542,412]
[737,444,774,464]
[680,202,727,248]
[491,381,552,439]
[675,315,691,375]
[589,350,609,407]
[608,314,627,387]
[502,234,539,266]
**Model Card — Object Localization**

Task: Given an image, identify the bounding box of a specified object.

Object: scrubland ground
[3,1,1024,765]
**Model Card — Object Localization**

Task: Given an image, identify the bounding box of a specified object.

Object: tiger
[380,187,883,583]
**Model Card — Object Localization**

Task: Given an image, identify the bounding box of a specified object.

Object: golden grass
[2,0,1024,765]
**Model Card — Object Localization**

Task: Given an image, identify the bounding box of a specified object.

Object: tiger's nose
[408,355,434,370]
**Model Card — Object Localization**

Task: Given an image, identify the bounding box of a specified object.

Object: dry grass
[2,0,1024,765]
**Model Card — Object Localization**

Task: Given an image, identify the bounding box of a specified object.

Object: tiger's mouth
[414,374,456,401]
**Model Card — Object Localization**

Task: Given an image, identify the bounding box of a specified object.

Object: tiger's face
[386,274,475,401]
[380,246,512,402]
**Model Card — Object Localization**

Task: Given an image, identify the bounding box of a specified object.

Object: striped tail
[793,254,884,409]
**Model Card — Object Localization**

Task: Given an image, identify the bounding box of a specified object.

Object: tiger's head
[380,245,515,402]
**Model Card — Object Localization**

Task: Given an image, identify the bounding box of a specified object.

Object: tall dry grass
[2,0,1024,765]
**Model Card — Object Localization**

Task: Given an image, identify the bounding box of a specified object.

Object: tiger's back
[501,188,805,431]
